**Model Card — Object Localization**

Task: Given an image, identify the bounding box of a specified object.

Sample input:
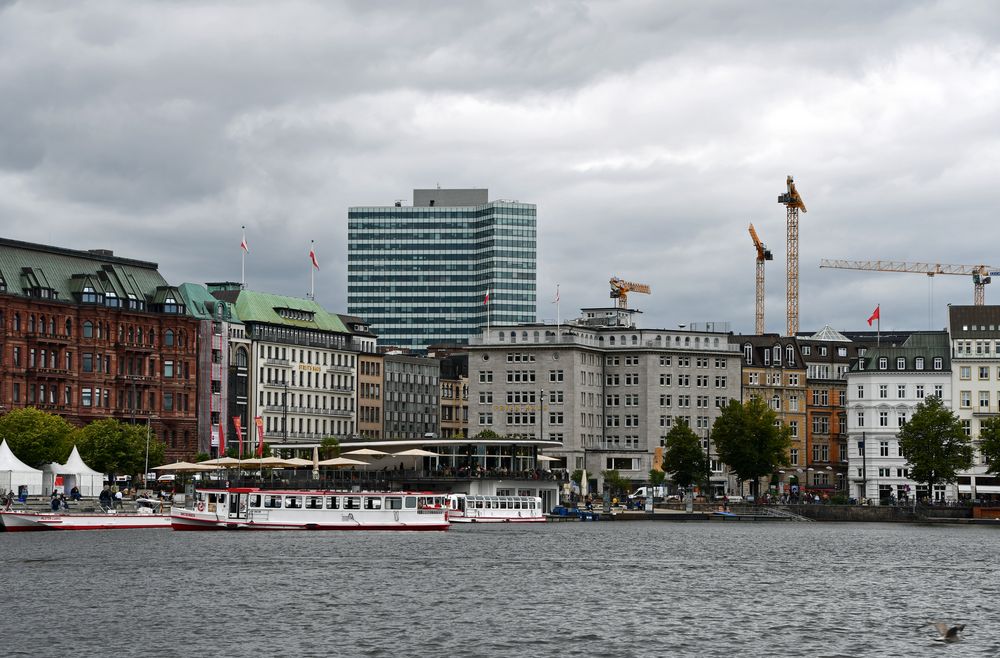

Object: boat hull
[0,511,171,532]
[449,515,546,523]
[170,509,449,531]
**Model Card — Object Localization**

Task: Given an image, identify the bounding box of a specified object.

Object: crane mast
[819,259,997,306]
[778,176,807,337]
[748,223,773,335]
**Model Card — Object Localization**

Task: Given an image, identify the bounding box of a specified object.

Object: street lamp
[539,389,545,442]
[283,379,289,442]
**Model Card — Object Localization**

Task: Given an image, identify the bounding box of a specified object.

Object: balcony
[326,364,353,374]
[264,404,353,418]
[24,366,72,378]
[264,358,290,366]
[116,374,155,382]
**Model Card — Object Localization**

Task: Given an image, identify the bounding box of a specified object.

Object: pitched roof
[0,238,170,304]
[809,325,851,342]
[178,283,242,323]
[231,290,348,333]
[948,305,1000,337]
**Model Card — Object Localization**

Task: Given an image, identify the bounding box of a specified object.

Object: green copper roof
[0,238,169,303]
[178,283,242,322]
[233,290,348,333]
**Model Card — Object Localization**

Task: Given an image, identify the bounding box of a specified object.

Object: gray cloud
[2,0,999,337]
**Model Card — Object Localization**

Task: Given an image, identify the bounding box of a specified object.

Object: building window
[879,385,888,399]
[879,441,889,457]
[916,385,924,399]
[960,366,971,380]
[743,344,752,364]
[933,357,943,370]
[979,366,990,380]
[960,391,971,408]
[879,411,888,427]
[915,357,924,370]
[896,357,905,370]
[897,384,906,398]
[878,357,888,370]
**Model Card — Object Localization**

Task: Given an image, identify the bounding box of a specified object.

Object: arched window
[235,347,249,368]
[631,335,638,345]
[128,326,134,343]
[83,321,94,338]
[609,336,616,345]
[165,330,175,347]
[65,319,72,336]
[786,345,794,364]
[137,327,143,344]
[13,313,20,331]
[28,315,35,332]
[773,345,781,365]
[509,331,516,343]
[743,343,753,364]
[149,329,155,345]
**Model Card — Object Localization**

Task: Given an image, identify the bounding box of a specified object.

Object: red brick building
[0,238,199,461]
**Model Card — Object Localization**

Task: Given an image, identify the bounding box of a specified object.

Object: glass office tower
[348,189,537,349]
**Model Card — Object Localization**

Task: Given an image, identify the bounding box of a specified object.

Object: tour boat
[0,503,171,532]
[444,493,546,523]
[170,487,450,531]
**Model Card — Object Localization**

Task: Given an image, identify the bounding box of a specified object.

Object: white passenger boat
[445,493,546,523]
[170,487,450,531]
[0,503,171,532]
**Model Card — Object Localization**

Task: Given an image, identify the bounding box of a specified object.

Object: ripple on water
[1,522,998,657]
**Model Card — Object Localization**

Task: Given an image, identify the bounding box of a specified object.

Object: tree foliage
[648,469,667,487]
[979,416,1000,476]
[711,397,791,496]
[661,420,707,489]
[570,469,584,485]
[898,396,973,487]
[0,408,75,467]
[320,436,340,460]
[75,419,165,479]
[601,469,631,496]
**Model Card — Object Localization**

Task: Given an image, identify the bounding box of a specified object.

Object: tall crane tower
[609,277,651,309]
[778,176,807,337]
[748,223,774,335]
[819,259,999,305]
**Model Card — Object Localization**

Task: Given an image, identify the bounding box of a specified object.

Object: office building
[348,188,537,350]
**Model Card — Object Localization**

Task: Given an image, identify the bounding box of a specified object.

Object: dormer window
[933,357,943,370]
[82,286,100,304]
[878,357,888,370]
[837,347,847,357]
[105,291,120,308]
[915,357,924,370]
[163,296,178,314]
[773,346,781,365]
[786,345,795,364]
[896,357,906,370]
[743,343,753,364]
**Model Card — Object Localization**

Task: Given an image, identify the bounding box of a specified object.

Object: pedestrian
[50,492,60,512]
[114,489,124,510]
[59,493,69,511]
[99,485,113,511]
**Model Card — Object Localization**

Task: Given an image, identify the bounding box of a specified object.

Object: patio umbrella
[199,457,243,466]
[239,457,296,468]
[392,448,440,457]
[536,455,563,462]
[283,457,315,468]
[341,448,388,456]
[153,461,220,472]
[316,456,369,467]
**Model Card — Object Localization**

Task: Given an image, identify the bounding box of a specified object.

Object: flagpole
[877,305,880,347]
[556,284,561,339]
[241,225,247,289]
[487,289,491,335]
[310,240,315,301]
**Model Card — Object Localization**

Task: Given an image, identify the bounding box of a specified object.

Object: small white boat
[0,502,171,532]
[445,493,546,523]
[170,487,450,531]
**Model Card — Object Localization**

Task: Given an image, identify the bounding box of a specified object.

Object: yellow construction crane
[748,223,774,335]
[820,259,999,305]
[778,176,807,337]
[609,277,651,309]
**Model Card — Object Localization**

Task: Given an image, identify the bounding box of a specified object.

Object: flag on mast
[254,416,265,457]
[484,289,490,304]
[867,305,880,326]
[552,284,560,304]
[309,242,320,270]
[233,416,244,459]
[217,421,225,457]
[240,227,249,253]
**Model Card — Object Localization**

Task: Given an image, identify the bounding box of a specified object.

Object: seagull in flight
[924,621,965,643]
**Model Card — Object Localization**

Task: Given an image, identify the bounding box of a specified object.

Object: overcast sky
[2,1,999,336]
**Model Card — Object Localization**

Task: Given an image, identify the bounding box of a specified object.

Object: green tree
[75,419,165,480]
[711,397,791,498]
[570,469,584,486]
[661,420,708,490]
[601,470,631,498]
[0,408,75,467]
[193,451,211,463]
[648,469,667,487]
[320,436,340,460]
[473,429,502,439]
[979,416,1000,475]
[898,396,973,490]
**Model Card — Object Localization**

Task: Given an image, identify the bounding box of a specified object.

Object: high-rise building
[347,188,537,350]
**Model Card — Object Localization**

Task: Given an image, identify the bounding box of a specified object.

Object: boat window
[364,497,382,510]
[285,496,302,509]
[514,501,521,509]
[344,497,361,510]
[249,494,261,508]
[404,496,416,509]
[263,495,282,509]
[500,500,508,509]
[386,497,402,510]
[305,496,323,509]
[326,496,340,510]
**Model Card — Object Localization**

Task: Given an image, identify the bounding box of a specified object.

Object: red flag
[309,244,320,270]
[483,289,490,305]
[867,305,880,326]
[240,227,249,253]
[217,421,225,456]
[233,416,244,459]
[254,416,265,456]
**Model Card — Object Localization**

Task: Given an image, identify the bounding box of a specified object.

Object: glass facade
[347,194,537,349]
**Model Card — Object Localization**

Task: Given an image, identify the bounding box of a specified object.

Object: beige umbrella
[283,457,315,468]
[199,457,243,466]
[239,457,296,468]
[342,448,389,456]
[316,456,369,467]
[537,455,563,462]
[392,448,440,457]
[153,461,220,472]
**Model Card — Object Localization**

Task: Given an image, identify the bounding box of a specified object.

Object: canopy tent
[58,446,105,496]
[0,439,44,495]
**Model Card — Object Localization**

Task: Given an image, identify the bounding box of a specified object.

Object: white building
[948,305,1000,501]
[845,331,953,503]
[467,308,742,494]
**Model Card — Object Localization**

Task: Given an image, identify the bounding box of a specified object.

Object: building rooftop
[215,289,348,333]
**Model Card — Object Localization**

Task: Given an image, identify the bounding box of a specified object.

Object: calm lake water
[2,521,998,657]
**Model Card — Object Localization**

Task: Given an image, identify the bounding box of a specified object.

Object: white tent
[41,461,69,496]
[59,446,105,497]
[0,439,44,496]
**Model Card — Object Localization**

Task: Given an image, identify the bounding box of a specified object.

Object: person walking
[99,485,113,511]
